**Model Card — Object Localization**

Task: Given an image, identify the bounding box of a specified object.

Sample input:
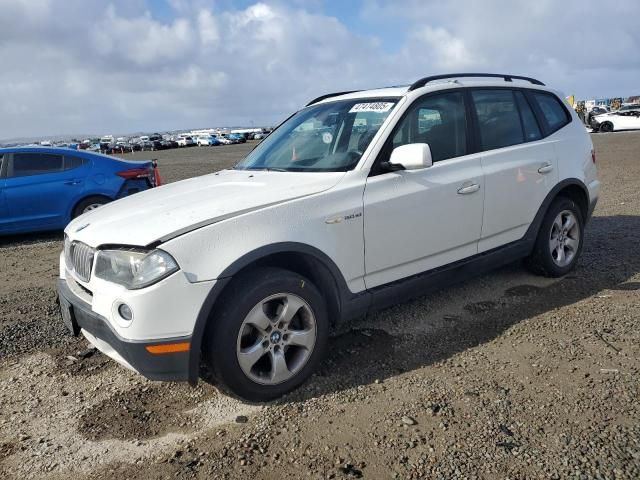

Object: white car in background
[58,73,599,401]
[196,135,219,146]
[176,135,195,147]
[217,136,233,145]
[617,103,640,112]
[592,109,640,132]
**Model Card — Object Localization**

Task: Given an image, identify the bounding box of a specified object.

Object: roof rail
[306,90,362,106]
[408,73,545,91]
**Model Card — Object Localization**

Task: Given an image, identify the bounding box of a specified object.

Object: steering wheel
[347,150,363,160]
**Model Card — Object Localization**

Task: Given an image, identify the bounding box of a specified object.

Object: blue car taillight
[116,163,161,187]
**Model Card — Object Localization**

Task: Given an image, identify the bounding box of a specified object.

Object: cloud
[0,0,638,140]
[407,26,477,70]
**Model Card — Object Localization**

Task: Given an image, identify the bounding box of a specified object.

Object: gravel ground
[0,134,639,479]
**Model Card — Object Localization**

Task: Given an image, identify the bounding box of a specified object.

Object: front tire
[525,197,584,277]
[599,122,613,133]
[203,267,329,402]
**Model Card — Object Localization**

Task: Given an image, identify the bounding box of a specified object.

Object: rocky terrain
[1,134,638,479]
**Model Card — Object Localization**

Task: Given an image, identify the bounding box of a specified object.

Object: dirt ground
[0,134,638,479]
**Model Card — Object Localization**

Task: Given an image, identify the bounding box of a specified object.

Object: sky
[0,0,638,140]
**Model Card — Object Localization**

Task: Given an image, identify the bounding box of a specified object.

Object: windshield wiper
[242,167,289,172]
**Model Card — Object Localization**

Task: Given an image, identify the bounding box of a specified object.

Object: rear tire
[525,197,584,277]
[203,267,329,402]
[72,196,111,219]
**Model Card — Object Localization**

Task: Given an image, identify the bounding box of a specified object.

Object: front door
[363,91,484,288]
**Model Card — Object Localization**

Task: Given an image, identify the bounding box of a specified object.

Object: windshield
[235,98,399,172]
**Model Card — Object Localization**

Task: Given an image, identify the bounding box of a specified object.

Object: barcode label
[349,102,395,113]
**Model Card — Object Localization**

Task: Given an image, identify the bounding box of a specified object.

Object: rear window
[532,92,571,133]
[471,89,524,151]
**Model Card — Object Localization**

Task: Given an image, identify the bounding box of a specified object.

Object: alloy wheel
[82,203,104,213]
[236,293,317,385]
[548,210,580,267]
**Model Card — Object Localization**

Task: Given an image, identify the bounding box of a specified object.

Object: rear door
[4,152,88,231]
[471,88,559,252]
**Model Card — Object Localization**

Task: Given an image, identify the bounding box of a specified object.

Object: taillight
[153,160,162,187]
[116,168,152,180]
[117,161,161,187]
[591,149,596,164]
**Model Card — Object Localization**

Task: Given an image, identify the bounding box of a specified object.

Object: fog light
[118,303,133,321]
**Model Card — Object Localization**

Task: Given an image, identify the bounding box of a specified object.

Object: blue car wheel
[72,195,111,219]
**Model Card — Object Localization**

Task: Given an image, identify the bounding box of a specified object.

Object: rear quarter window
[532,92,571,133]
[64,155,87,170]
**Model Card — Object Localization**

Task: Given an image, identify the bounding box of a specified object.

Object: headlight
[94,249,179,289]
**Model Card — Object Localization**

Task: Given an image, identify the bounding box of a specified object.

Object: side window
[391,92,467,162]
[0,154,4,177]
[63,155,86,170]
[514,91,542,141]
[532,92,571,133]
[472,89,524,150]
[8,153,64,178]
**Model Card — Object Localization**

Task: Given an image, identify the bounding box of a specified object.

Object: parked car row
[194,133,248,146]
[97,131,258,153]
[2,130,272,155]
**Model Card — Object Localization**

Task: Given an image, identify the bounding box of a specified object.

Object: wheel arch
[187,242,361,384]
[555,183,589,221]
[525,178,590,246]
[69,193,114,220]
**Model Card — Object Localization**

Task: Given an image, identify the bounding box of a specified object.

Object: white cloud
[92,7,195,67]
[197,9,220,47]
[0,0,638,140]
[409,26,476,70]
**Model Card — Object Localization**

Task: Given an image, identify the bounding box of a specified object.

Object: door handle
[64,180,82,186]
[538,163,553,174]
[457,183,480,195]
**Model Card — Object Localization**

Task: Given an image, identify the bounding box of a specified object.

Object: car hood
[66,169,345,247]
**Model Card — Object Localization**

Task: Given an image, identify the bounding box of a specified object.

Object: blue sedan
[0,147,161,235]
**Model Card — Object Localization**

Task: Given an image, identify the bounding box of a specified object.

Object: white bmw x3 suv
[58,73,600,401]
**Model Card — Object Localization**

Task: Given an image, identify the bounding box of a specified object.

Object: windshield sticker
[349,102,395,114]
[322,132,333,144]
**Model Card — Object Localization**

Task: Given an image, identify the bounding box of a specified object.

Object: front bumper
[57,278,190,381]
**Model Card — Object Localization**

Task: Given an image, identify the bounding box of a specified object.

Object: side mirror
[386,143,433,171]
